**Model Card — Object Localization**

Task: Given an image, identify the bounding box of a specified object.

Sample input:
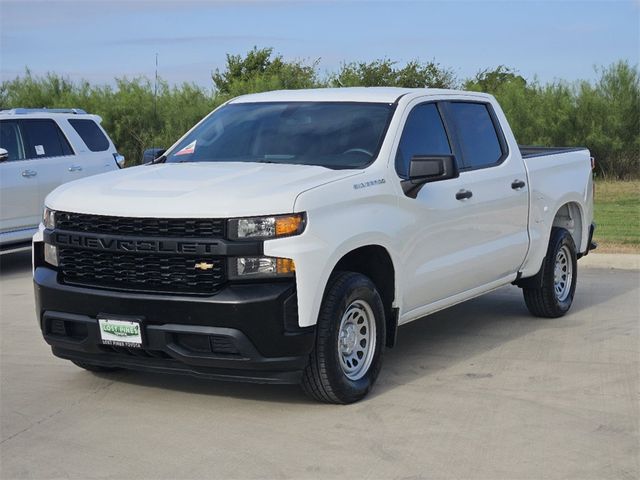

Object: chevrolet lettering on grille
[53,232,221,255]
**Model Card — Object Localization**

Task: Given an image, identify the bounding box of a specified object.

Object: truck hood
[46,162,361,218]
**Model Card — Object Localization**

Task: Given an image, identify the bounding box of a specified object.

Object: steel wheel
[337,300,376,381]
[554,245,573,302]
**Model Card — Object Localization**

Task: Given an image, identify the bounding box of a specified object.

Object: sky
[0,0,638,89]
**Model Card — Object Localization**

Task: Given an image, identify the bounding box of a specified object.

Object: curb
[580,253,640,271]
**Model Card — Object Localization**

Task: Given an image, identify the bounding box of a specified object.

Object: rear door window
[68,119,110,152]
[0,120,26,161]
[21,119,74,159]
[395,103,452,178]
[445,102,504,170]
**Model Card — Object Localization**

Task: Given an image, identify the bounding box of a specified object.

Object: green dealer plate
[98,319,142,348]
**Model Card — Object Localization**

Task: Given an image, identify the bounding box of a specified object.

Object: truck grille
[56,212,225,238]
[59,248,225,295]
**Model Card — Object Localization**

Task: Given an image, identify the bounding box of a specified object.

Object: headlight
[43,207,56,229]
[228,213,305,240]
[228,257,295,280]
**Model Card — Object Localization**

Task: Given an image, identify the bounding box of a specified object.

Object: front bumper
[34,266,315,384]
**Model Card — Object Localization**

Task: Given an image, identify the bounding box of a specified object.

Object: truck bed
[519,146,588,159]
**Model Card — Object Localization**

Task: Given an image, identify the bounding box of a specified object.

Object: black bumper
[34,266,315,384]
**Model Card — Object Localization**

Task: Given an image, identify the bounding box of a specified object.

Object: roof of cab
[230,87,490,104]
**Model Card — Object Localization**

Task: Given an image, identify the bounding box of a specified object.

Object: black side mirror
[142,148,166,164]
[0,148,8,162]
[402,154,459,197]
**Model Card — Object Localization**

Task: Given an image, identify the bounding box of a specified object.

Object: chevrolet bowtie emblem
[194,262,214,271]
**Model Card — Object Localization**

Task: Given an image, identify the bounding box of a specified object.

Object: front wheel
[301,272,386,404]
[523,227,578,318]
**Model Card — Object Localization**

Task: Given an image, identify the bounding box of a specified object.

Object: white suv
[0,108,124,252]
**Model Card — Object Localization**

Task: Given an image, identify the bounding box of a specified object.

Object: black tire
[523,227,578,318]
[301,272,386,404]
[72,361,120,373]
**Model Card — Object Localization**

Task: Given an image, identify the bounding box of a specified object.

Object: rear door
[441,100,529,284]
[20,119,76,212]
[0,120,41,233]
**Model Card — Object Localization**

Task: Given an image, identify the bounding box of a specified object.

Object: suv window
[21,119,73,159]
[0,121,26,161]
[446,102,503,169]
[395,103,451,178]
[68,119,109,152]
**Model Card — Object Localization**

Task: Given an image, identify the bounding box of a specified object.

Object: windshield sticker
[35,145,45,155]
[175,140,196,156]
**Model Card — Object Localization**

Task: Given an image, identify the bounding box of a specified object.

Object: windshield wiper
[148,154,167,165]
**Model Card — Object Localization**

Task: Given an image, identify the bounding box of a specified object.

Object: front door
[0,120,40,234]
[395,99,529,318]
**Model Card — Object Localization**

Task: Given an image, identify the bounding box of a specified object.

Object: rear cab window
[68,119,110,152]
[20,119,74,159]
[444,102,505,170]
[395,103,452,178]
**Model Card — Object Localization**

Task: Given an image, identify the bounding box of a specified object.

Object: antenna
[151,53,158,164]
[154,53,158,126]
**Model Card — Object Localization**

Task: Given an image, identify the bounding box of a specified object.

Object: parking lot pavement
[1,251,638,480]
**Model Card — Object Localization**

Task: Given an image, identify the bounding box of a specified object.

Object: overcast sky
[1,0,638,88]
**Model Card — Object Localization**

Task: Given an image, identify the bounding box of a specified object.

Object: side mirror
[113,153,125,168]
[142,148,166,164]
[402,154,459,197]
[0,148,8,162]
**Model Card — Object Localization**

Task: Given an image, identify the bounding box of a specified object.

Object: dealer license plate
[98,319,142,347]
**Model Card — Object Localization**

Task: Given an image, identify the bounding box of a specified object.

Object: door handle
[455,189,473,200]
[511,179,526,190]
[68,165,83,172]
[21,170,37,178]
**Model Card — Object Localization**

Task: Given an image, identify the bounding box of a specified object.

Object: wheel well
[333,245,397,347]
[552,202,583,252]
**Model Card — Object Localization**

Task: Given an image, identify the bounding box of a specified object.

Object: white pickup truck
[33,88,596,403]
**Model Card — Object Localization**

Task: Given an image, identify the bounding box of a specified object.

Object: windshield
[166,102,394,169]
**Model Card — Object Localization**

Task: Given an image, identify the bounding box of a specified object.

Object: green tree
[464,65,526,93]
[212,47,321,97]
[333,58,456,88]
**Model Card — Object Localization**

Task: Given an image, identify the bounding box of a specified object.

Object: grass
[593,180,640,253]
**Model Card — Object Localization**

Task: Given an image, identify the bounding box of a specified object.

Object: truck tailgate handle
[455,189,473,200]
[511,179,526,190]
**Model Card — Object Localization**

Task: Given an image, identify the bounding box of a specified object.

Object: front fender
[265,181,402,328]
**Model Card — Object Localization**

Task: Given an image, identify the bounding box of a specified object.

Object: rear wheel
[301,272,385,404]
[523,227,578,318]
[72,361,120,373]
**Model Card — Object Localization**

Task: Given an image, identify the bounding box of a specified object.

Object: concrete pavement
[1,251,638,479]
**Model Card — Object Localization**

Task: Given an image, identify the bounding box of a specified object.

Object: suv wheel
[301,272,386,404]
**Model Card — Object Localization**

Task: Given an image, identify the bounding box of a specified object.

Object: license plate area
[98,318,142,348]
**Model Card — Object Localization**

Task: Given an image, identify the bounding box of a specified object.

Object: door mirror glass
[142,148,166,164]
[0,148,8,162]
[402,154,459,197]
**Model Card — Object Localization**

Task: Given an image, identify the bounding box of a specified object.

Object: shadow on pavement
[0,250,32,276]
